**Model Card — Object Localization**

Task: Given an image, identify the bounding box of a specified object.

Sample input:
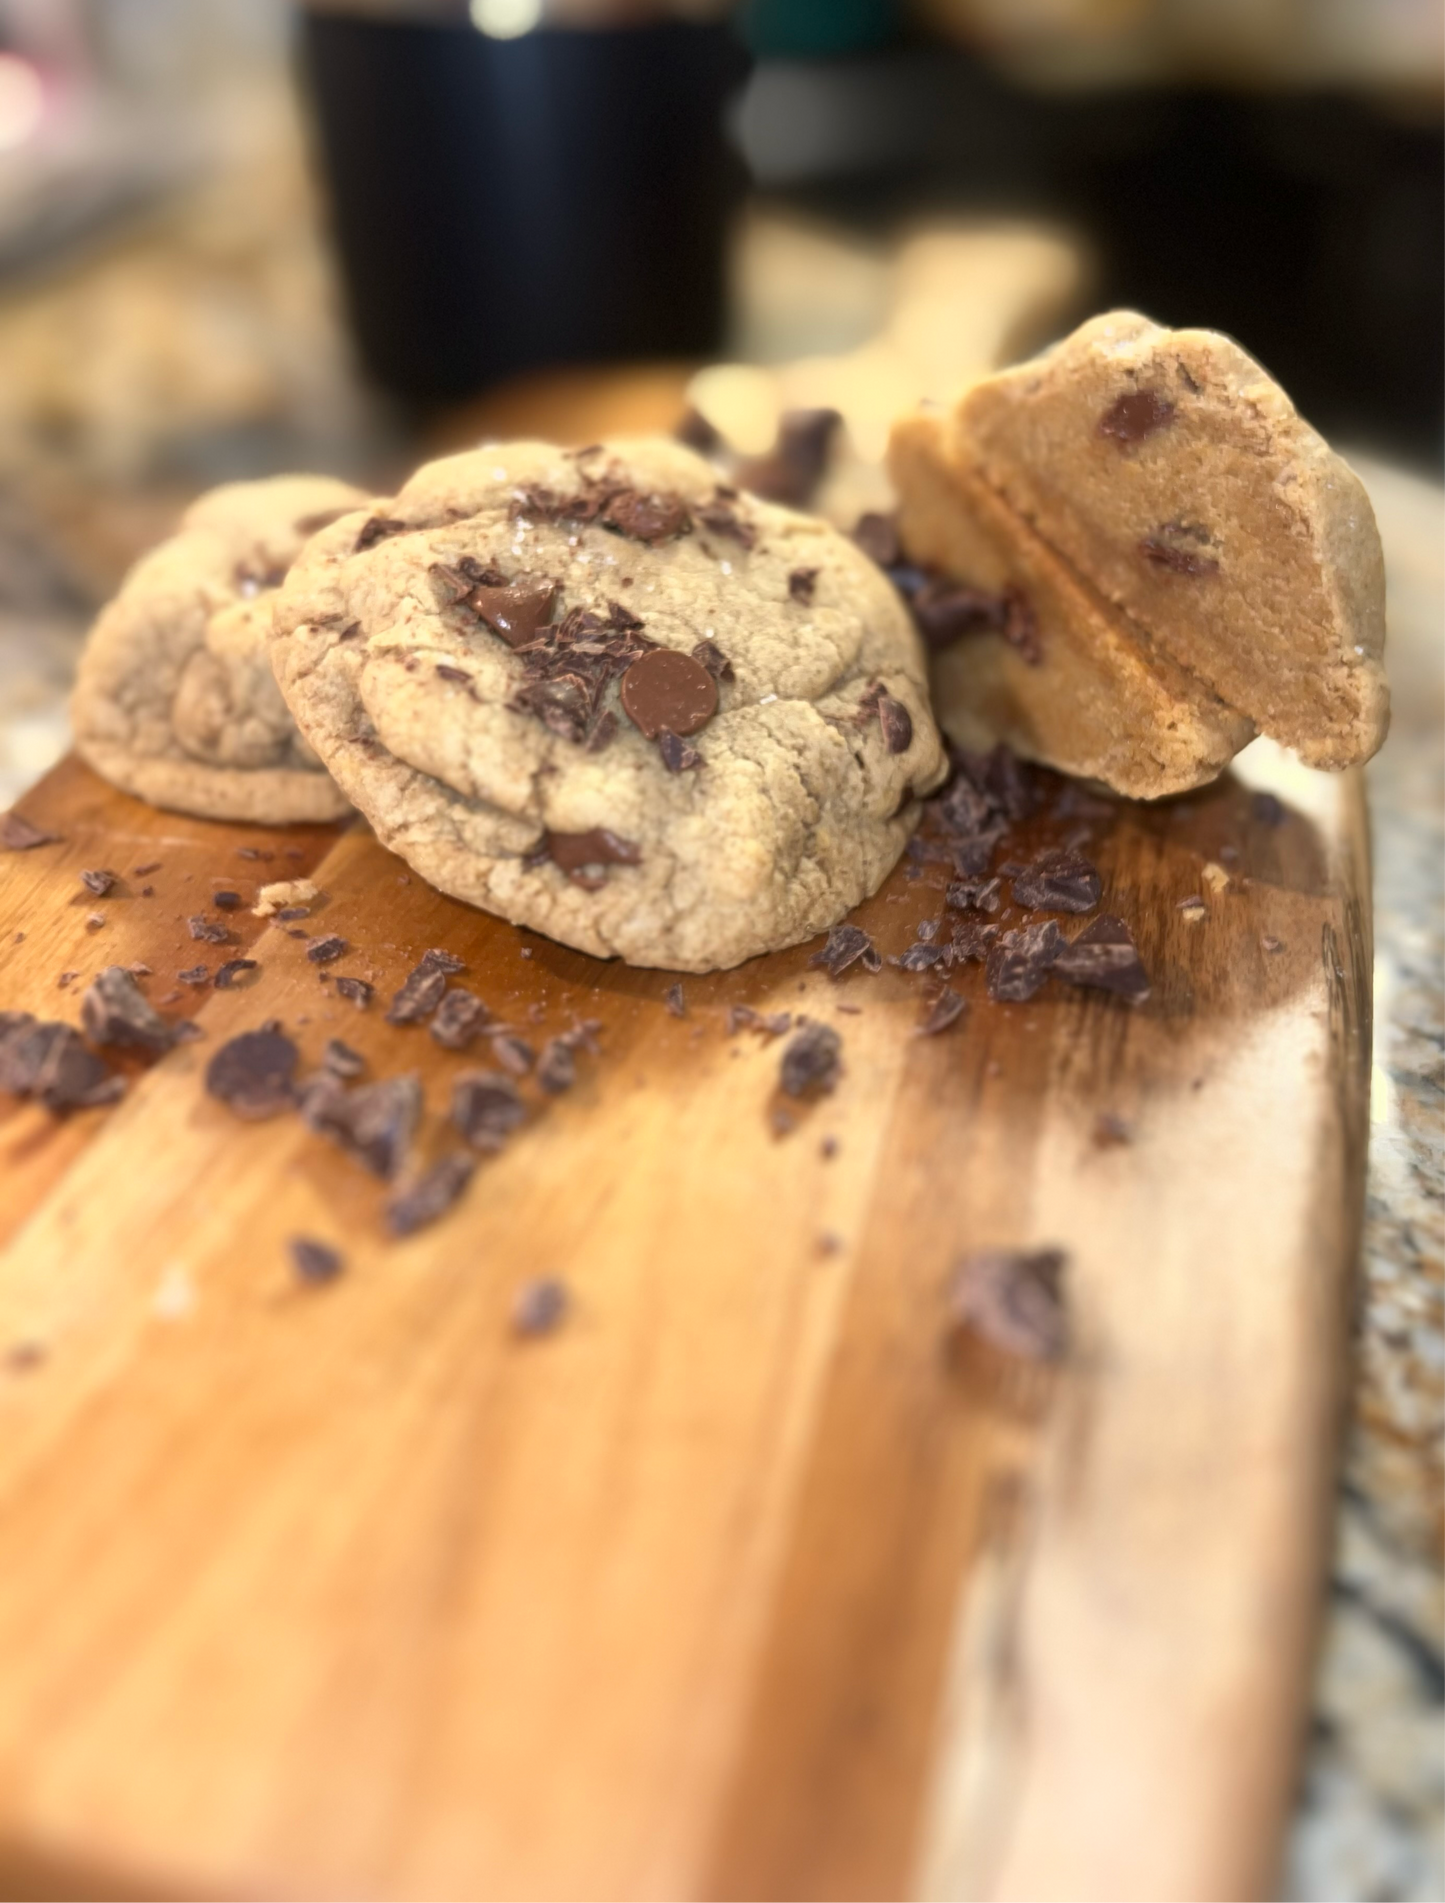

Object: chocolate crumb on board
[334,976,373,1010]
[80,868,118,897]
[85,913,105,932]
[535,1038,576,1095]
[770,1104,796,1137]
[727,1005,791,1039]
[663,983,686,1019]
[1011,849,1102,915]
[918,986,968,1036]
[306,935,348,965]
[56,972,78,988]
[0,810,59,851]
[133,860,162,876]
[947,875,1002,915]
[212,890,243,911]
[0,1014,124,1111]
[289,1237,344,1285]
[788,567,818,605]
[385,950,457,1025]
[300,1072,421,1178]
[1093,1111,1132,1148]
[81,966,177,1053]
[489,1031,535,1076]
[512,1275,568,1339]
[1053,915,1151,1004]
[430,987,489,1051]
[894,942,947,973]
[690,639,734,681]
[949,1248,1069,1362]
[213,958,258,990]
[542,827,643,889]
[985,920,1064,1003]
[188,915,231,945]
[205,1028,299,1120]
[780,1021,843,1098]
[809,923,881,979]
[386,1152,476,1238]
[322,1037,366,1079]
[178,965,210,987]
[452,1069,526,1151]
[949,917,1000,964]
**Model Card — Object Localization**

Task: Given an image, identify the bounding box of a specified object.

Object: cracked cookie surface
[72,474,367,822]
[271,438,946,972]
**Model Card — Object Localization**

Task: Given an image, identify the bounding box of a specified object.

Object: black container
[298,10,747,405]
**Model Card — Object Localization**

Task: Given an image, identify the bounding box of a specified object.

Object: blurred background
[0,1,1439,1895]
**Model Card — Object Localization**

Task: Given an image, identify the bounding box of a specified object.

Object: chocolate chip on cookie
[620,648,718,740]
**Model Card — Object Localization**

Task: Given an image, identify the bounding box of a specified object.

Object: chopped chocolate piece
[178,965,210,987]
[894,942,946,972]
[690,639,734,681]
[808,923,881,979]
[1092,1111,1132,1147]
[80,868,118,897]
[436,663,472,686]
[56,972,77,989]
[736,409,842,506]
[658,730,703,773]
[0,1015,125,1111]
[934,775,994,840]
[466,575,559,648]
[386,950,461,1025]
[961,742,1039,824]
[872,692,913,754]
[695,495,756,548]
[853,511,902,568]
[620,647,717,741]
[543,828,642,888]
[205,1028,298,1120]
[788,567,818,605]
[133,860,162,876]
[489,1032,535,1076]
[1011,849,1102,915]
[322,1037,366,1079]
[334,976,373,1010]
[675,406,724,455]
[663,983,686,1019]
[430,987,489,1051]
[985,920,1064,1002]
[1139,535,1220,578]
[949,1248,1069,1362]
[1251,791,1286,826]
[300,1071,421,1178]
[213,958,258,989]
[950,917,1001,964]
[918,986,968,1036]
[306,935,348,965]
[188,915,231,945]
[727,1005,791,1038]
[140,886,155,898]
[355,514,407,551]
[276,907,309,921]
[770,1104,796,1137]
[1098,389,1175,445]
[212,889,243,911]
[820,1134,839,1159]
[386,1152,476,1237]
[909,577,1008,650]
[535,1038,576,1095]
[420,948,465,976]
[780,1021,842,1098]
[452,1069,526,1150]
[916,918,940,943]
[603,488,692,544]
[289,1236,344,1284]
[1053,915,1151,1004]
[0,810,59,851]
[946,876,1003,915]
[81,966,176,1053]
[512,1276,568,1338]
[584,708,619,753]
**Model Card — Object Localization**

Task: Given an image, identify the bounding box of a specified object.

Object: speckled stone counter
[1284,456,1445,1903]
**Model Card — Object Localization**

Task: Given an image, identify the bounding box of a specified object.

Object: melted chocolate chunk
[1011,849,1102,915]
[354,515,407,551]
[0,810,59,851]
[213,958,258,989]
[808,923,881,979]
[535,1038,576,1095]
[690,639,734,681]
[780,1021,843,1098]
[1052,914,1151,1004]
[512,1276,568,1338]
[788,567,818,605]
[1098,389,1175,445]
[289,1236,344,1284]
[543,828,642,888]
[188,915,231,945]
[946,876,1002,915]
[658,730,703,773]
[466,575,559,648]
[205,1028,298,1120]
[620,647,718,740]
[334,976,373,1010]
[852,512,902,568]
[695,494,758,548]
[0,1015,124,1111]
[918,986,968,1036]
[985,920,1064,1002]
[452,1069,526,1151]
[300,1071,421,1177]
[80,868,118,897]
[430,987,489,1051]
[602,489,691,544]
[510,602,658,746]
[386,1152,475,1238]
[306,935,348,965]
[663,982,686,1019]
[949,1248,1068,1362]
[81,966,176,1053]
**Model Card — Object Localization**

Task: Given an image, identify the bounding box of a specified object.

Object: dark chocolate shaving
[663,983,686,1019]
[808,923,881,979]
[875,693,913,754]
[894,942,946,972]
[946,876,1003,915]
[306,935,348,965]
[489,1031,535,1076]
[535,1038,576,1095]
[1011,849,1102,915]
[918,986,968,1036]
[949,1248,1069,1362]
[386,951,455,1025]
[80,868,118,897]
[0,1014,124,1111]
[510,602,658,746]
[334,976,373,1010]
[788,567,818,605]
[430,988,489,1051]
[512,1276,568,1338]
[386,1153,476,1238]
[658,731,702,773]
[1052,914,1151,1004]
[188,915,231,945]
[178,965,209,987]
[205,1028,298,1120]
[289,1237,344,1284]
[780,1021,842,1098]
[949,917,1001,964]
[452,1069,526,1151]
[727,1006,791,1038]
[80,966,176,1053]
[985,920,1064,1002]
[690,640,734,681]
[300,1071,421,1178]
[0,810,59,851]
[213,958,258,989]
[322,1038,366,1079]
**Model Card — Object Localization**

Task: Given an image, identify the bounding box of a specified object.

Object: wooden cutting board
[0,733,1369,1902]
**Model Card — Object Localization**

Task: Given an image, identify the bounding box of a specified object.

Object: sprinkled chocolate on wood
[0,1015,124,1112]
[535,1039,576,1095]
[780,1021,842,1098]
[205,1028,298,1120]
[1011,849,1102,915]
[386,1153,476,1238]
[1052,914,1151,1004]
[81,966,177,1053]
[986,920,1064,1002]
[213,959,258,990]
[322,1038,366,1079]
[334,976,373,1010]
[512,1276,568,1338]
[452,1070,526,1150]
[305,935,348,965]
[80,868,118,897]
[289,1237,344,1285]
[300,1072,421,1178]
[430,988,489,1051]
[663,983,686,1019]
[808,923,881,979]
[918,986,968,1036]
[949,1248,1069,1361]
[188,915,231,945]
[0,811,59,851]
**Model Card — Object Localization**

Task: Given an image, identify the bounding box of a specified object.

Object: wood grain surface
[0,731,1370,1901]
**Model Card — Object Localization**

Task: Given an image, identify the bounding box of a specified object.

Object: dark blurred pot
[298,8,748,404]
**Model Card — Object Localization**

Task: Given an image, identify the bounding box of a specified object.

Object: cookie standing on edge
[889,310,1388,798]
[72,474,369,823]
[270,438,946,972]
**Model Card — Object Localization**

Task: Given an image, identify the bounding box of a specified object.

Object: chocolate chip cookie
[890,311,1387,796]
[270,438,946,972]
[72,475,368,822]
